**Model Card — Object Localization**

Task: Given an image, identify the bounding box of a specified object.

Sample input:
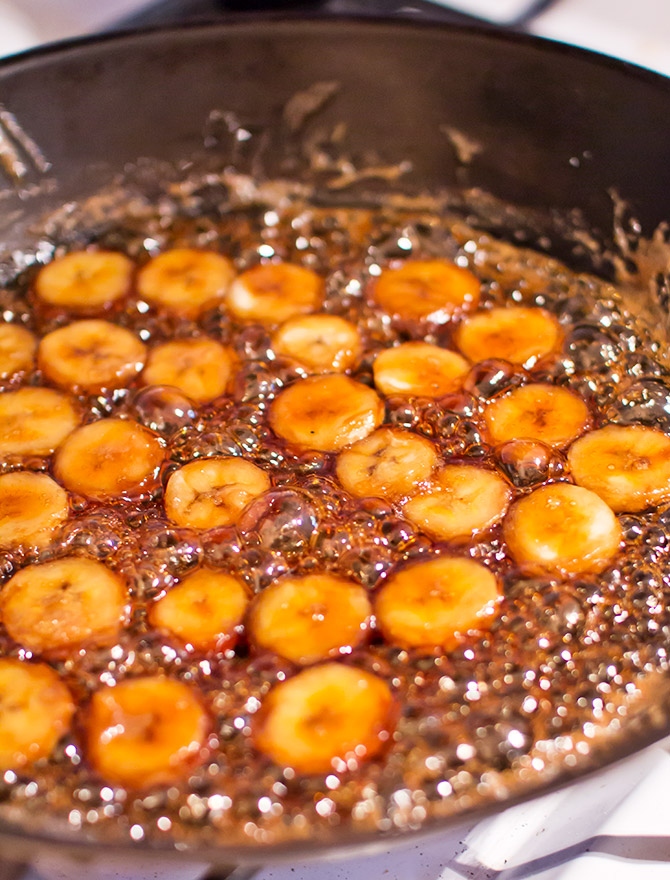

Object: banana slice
[272,314,362,374]
[149,568,249,651]
[0,471,69,550]
[54,418,164,501]
[485,383,591,448]
[165,457,270,529]
[568,425,670,513]
[455,306,561,367]
[86,676,209,789]
[402,464,511,541]
[373,342,469,398]
[254,663,394,774]
[38,319,146,392]
[0,387,79,458]
[34,250,133,311]
[141,337,234,403]
[373,259,480,321]
[270,374,384,452]
[249,573,371,665]
[336,427,437,500]
[1,557,128,655]
[375,556,499,649]
[137,249,234,318]
[503,482,622,575]
[226,263,323,325]
[0,659,75,771]
[0,324,37,379]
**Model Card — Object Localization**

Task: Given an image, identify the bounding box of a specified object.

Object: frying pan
[1,14,670,878]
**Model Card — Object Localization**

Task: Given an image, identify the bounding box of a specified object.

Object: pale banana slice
[150,568,249,651]
[38,319,146,392]
[0,659,75,771]
[373,259,480,321]
[455,306,561,367]
[568,425,670,513]
[503,482,622,575]
[485,383,591,448]
[137,249,234,318]
[0,387,79,458]
[336,428,437,500]
[165,457,270,529]
[272,314,362,373]
[402,464,512,541]
[270,374,384,452]
[373,342,469,398]
[0,324,37,379]
[141,337,234,403]
[1,557,128,655]
[0,471,69,550]
[254,663,394,774]
[249,573,371,665]
[375,556,499,649]
[226,263,323,325]
[86,676,209,789]
[54,418,164,501]
[35,250,133,311]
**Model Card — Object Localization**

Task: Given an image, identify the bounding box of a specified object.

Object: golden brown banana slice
[165,457,270,529]
[272,314,362,374]
[226,263,323,325]
[375,556,499,649]
[137,248,234,318]
[336,428,437,500]
[141,337,234,403]
[567,425,670,513]
[0,387,79,458]
[0,659,75,771]
[86,676,209,789]
[54,418,164,501]
[373,342,469,398]
[254,663,394,774]
[0,324,37,379]
[149,568,249,651]
[454,306,561,367]
[34,250,133,311]
[402,464,511,541]
[485,383,591,448]
[270,374,384,452]
[249,573,371,665]
[373,259,480,321]
[503,482,622,575]
[0,471,69,550]
[1,557,128,655]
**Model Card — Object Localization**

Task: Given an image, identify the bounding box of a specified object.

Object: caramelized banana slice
[0,324,37,379]
[150,569,249,651]
[0,387,79,458]
[35,250,133,311]
[272,314,361,374]
[38,319,146,392]
[485,383,591,448]
[254,663,394,774]
[54,418,164,501]
[503,482,622,575]
[402,464,511,541]
[568,425,670,513]
[1,557,128,655]
[373,342,469,398]
[336,428,437,500]
[375,556,499,649]
[0,471,69,549]
[86,676,209,789]
[455,306,561,367]
[270,374,384,452]
[0,659,75,771]
[165,457,270,529]
[226,263,323,325]
[373,259,480,321]
[137,249,234,318]
[249,573,371,665]
[141,337,234,403]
